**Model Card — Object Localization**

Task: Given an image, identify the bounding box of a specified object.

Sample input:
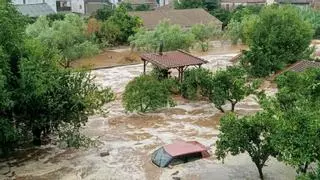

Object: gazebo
[141,50,207,82]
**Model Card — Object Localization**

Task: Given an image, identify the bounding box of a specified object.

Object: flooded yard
[0,52,295,180]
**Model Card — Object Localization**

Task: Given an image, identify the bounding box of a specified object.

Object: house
[71,0,114,14]
[220,0,268,10]
[56,0,72,11]
[129,8,223,30]
[13,0,57,14]
[275,0,313,7]
[124,0,158,9]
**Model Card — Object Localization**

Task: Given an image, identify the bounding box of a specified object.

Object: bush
[95,5,114,21]
[150,66,170,80]
[181,68,213,100]
[123,75,174,112]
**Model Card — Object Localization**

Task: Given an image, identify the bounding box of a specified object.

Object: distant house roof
[221,0,266,3]
[15,3,56,17]
[141,50,207,69]
[129,8,222,29]
[276,0,312,4]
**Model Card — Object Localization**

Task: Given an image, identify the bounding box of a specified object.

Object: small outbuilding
[141,50,207,82]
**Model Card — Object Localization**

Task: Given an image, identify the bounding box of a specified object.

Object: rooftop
[129,8,222,29]
[164,141,208,157]
[276,0,313,4]
[287,60,320,72]
[141,50,207,69]
[15,3,55,17]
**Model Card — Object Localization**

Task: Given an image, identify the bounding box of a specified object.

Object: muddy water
[0,53,295,180]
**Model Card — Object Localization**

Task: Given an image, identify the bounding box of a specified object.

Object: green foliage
[150,66,170,80]
[210,8,232,29]
[210,66,259,112]
[191,23,221,52]
[296,163,320,180]
[174,0,219,11]
[241,5,314,77]
[135,4,151,11]
[129,21,195,52]
[107,4,142,43]
[269,69,320,173]
[95,5,114,21]
[26,14,100,67]
[231,5,262,22]
[123,75,174,112]
[162,78,181,94]
[46,13,66,24]
[0,2,114,153]
[100,20,121,46]
[181,68,213,100]
[297,7,320,39]
[174,0,204,9]
[216,112,278,179]
[57,123,97,148]
[224,19,242,44]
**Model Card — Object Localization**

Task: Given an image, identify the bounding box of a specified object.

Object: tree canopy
[129,21,195,52]
[26,14,100,67]
[241,5,314,77]
[123,75,174,112]
[0,1,114,154]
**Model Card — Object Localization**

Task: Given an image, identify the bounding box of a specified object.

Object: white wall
[12,0,24,4]
[71,0,85,14]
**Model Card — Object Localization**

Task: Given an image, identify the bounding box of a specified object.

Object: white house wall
[71,0,85,14]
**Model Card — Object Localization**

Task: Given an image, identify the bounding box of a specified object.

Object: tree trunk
[216,106,225,113]
[257,165,264,180]
[254,162,264,180]
[32,127,42,146]
[231,102,236,112]
[300,162,309,173]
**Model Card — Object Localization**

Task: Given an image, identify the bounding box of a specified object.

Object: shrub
[181,68,213,100]
[123,75,174,112]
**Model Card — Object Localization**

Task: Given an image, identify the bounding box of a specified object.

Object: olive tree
[191,23,221,52]
[129,21,195,52]
[123,75,174,112]
[216,112,278,180]
[26,14,100,68]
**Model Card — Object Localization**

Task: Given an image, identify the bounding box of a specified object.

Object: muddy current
[0,51,295,180]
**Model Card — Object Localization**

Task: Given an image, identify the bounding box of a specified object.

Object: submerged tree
[216,112,278,180]
[210,66,259,112]
[123,75,174,112]
[270,68,320,174]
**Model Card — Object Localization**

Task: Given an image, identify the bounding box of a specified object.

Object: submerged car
[151,141,210,167]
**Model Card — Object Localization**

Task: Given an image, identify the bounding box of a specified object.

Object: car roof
[163,141,208,157]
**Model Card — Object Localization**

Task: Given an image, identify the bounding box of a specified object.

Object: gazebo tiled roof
[287,60,320,72]
[141,50,207,69]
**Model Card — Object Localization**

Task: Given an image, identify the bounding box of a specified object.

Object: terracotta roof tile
[129,8,222,29]
[141,50,207,69]
[287,60,320,72]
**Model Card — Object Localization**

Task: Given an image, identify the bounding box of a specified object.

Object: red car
[151,141,210,167]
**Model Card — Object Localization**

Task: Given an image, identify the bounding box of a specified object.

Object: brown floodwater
[0,46,295,180]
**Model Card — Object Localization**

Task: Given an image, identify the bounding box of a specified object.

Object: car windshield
[151,147,172,167]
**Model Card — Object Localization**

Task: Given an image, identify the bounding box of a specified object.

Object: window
[79,5,82,9]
